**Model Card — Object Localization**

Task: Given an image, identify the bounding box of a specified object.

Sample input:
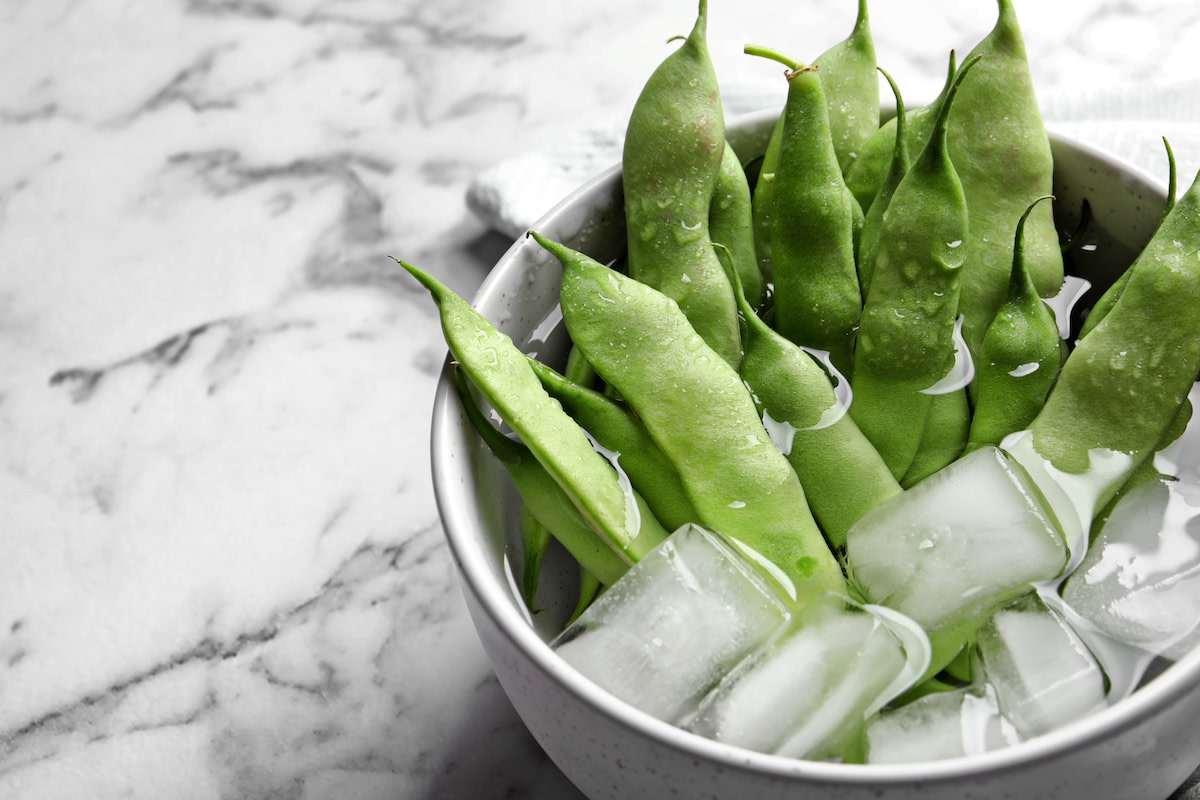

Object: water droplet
[1009,362,1041,378]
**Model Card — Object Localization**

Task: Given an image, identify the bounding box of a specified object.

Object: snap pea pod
[532,231,846,608]
[845,49,957,212]
[399,259,666,577]
[622,0,741,368]
[967,195,1065,450]
[813,0,878,176]
[848,55,980,481]
[451,366,633,587]
[747,46,863,378]
[527,357,700,533]
[715,244,902,550]
[857,65,911,297]
[1025,165,1200,494]
[710,139,764,309]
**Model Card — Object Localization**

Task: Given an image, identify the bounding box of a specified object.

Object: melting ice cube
[845,446,1067,666]
[688,593,930,761]
[977,593,1107,738]
[1061,476,1200,662]
[551,524,789,723]
[865,685,1020,764]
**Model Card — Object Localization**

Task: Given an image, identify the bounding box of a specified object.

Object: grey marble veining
[2,1,1199,798]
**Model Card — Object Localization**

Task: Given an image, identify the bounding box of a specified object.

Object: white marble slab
[1,1,1198,798]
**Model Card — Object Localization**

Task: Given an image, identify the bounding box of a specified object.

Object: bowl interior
[430,108,1200,783]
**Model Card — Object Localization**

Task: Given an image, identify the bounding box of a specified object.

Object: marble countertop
[2,1,1199,798]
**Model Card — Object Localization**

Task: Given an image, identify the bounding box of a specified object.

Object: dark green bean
[747,47,863,378]
[813,0,878,176]
[1079,138,1178,340]
[518,502,552,608]
[622,0,741,367]
[943,0,1065,358]
[452,366,634,587]
[528,357,700,533]
[710,139,764,309]
[532,231,846,608]
[845,50,957,212]
[399,259,667,578]
[856,65,911,297]
[848,55,980,481]
[967,195,1065,450]
[901,388,970,488]
[715,244,902,549]
[750,115,784,285]
[1025,165,1200,498]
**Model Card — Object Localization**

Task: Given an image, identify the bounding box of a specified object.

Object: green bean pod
[1078,137,1178,340]
[567,570,604,627]
[452,367,635,587]
[967,195,1066,450]
[750,114,784,285]
[533,231,847,609]
[716,245,902,550]
[750,47,863,378]
[947,0,1064,358]
[400,259,666,577]
[902,388,971,488]
[518,502,552,608]
[848,55,980,481]
[528,357,700,533]
[813,0,878,176]
[857,66,911,297]
[622,0,741,367]
[845,50,957,212]
[563,343,597,389]
[1025,166,1200,489]
[710,139,764,309]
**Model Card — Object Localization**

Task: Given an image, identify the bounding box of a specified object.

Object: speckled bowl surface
[430,109,1200,800]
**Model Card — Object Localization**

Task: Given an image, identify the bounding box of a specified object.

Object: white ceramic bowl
[430,109,1200,800]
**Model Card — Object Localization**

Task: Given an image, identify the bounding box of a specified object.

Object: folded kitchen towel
[465,78,1200,239]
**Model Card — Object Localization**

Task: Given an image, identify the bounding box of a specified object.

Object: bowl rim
[430,112,1198,784]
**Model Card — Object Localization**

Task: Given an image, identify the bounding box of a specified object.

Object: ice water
[688,593,930,761]
[550,524,789,723]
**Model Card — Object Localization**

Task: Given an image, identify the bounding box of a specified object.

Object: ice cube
[865,685,1020,764]
[688,593,929,761]
[1061,476,1200,662]
[845,446,1067,669]
[976,593,1108,738]
[551,524,789,724]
